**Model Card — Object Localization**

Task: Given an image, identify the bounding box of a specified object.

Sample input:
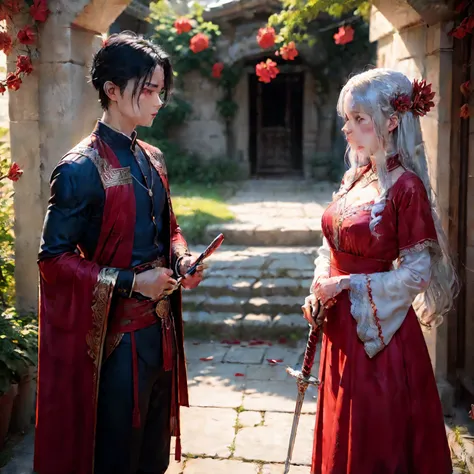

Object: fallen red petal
[267,358,284,364]
[235,373,245,377]
[199,356,214,361]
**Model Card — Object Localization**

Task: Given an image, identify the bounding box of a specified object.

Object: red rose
[256,59,279,84]
[0,83,6,95]
[17,25,36,45]
[189,33,209,53]
[16,55,33,75]
[257,26,276,49]
[174,17,192,35]
[276,42,298,61]
[334,25,355,45]
[212,62,224,79]
[6,72,21,91]
[6,162,23,182]
[4,0,22,14]
[460,104,470,119]
[30,0,50,23]
[0,32,13,55]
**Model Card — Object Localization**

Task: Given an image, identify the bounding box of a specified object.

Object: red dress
[311,164,452,474]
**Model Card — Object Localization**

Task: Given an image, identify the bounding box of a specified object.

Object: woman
[304,68,457,474]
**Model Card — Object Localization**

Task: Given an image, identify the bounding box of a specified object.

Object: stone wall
[370,0,454,403]
[170,70,227,159]
[10,0,132,313]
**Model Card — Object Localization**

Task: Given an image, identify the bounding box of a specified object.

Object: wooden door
[254,73,303,176]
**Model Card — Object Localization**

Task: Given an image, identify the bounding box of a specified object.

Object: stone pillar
[11,0,132,313]
[369,0,455,413]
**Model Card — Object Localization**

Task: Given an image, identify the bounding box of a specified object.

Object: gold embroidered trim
[87,268,119,367]
[147,148,168,176]
[67,146,132,189]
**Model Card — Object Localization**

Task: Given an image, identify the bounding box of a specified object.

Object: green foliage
[149,2,221,81]
[0,309,38,395]
[268,0,371,43]
[138,135,245,185]
[0,136,15,309]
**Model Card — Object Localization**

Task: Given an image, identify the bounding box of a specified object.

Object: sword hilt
[302,326,319,378]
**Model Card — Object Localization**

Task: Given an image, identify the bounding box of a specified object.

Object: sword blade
[283,390,306,474]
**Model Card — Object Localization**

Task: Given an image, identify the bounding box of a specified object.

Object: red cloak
[34,134,189,474]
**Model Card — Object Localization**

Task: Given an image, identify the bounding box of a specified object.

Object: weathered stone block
[73,0,131,34]
[180,406,237,457]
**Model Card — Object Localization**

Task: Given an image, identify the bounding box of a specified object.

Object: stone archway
[10,0,132,313]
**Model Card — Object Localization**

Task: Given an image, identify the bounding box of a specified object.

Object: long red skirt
[311,290,452,474]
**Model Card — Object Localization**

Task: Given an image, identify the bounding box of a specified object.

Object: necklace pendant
[148,189,153,197]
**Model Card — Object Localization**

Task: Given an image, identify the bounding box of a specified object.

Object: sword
[283,303,322,474]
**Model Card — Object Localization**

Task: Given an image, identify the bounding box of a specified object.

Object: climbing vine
[451,0,473,119]
[148,2,241,125]
[0,0,50,93]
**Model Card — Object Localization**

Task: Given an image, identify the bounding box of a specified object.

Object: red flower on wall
[6,162,23,181]
[257,26,276,49]
[17,25,36,45]
[6,72,21,91]
[334,25,354,45]
[256,59,279,84]
[30,0,51,23]
[4,0,21,14]
[450,15,474,39]
[16,55,33,75]
[189,33,209,53]
[460,81,470,98]
[276,41,299,60]
[0,32,13,55]
[212,62,224,79]
[174,17,193,35]
[460,104,470,119]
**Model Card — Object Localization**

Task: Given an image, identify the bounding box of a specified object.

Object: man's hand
[133,267,177,300]
[179,256,205,289]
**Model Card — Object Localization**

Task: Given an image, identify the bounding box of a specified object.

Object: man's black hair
[90,31,173,110]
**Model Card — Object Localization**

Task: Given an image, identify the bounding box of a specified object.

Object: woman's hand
[314,276,350,308]
[302,294,322,329]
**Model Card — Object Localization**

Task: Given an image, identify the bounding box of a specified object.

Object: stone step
[206,222,323,247]
[194,276,313,298]
[182,294,305,316]
[182,245,318,339]
[183,311,312,340]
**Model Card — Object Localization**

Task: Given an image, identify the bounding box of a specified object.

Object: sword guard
[286,367,320,390]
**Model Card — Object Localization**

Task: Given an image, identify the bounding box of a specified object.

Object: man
[34,31,202,474]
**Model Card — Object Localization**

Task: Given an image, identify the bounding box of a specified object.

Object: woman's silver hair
[336,68,458,328]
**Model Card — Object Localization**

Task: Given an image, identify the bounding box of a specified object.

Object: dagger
[283,302,322,474]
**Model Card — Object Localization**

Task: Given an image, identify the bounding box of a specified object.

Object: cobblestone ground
[3,339,318,474]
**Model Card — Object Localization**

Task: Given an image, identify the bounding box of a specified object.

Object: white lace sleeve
[310,237,331,293]
[348,248,431,358]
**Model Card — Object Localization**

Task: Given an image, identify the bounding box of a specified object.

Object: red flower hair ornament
[390,79,435,117]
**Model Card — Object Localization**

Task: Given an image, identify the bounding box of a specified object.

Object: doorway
[249,72,304,177]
